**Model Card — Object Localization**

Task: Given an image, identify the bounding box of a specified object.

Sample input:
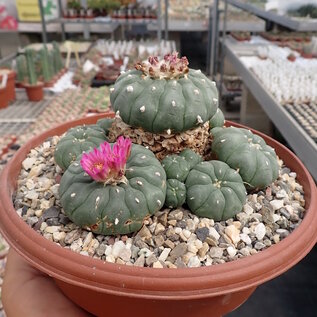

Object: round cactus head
[135,52,189,80]
[80,136,131,185]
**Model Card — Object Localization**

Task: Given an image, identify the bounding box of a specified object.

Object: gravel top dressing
[13,136,305,268]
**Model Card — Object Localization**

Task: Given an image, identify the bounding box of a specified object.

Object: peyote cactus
[39,47,52,83]
[59,137,166,235]
[110,52,219,133]
[162,154,191,182]
[165,179,186,208]
[185,160,246,221]
[211,127,279,189]
[25,49,37,85]
[16,55,27,83]
[54,125,107,170]
[179,148,202,169]
[209,108,225,129]
[97,117,114,135]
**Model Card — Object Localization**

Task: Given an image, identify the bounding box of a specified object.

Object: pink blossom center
[135,51,189,79]
[80,136,132,183]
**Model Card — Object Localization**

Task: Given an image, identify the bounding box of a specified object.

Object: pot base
[55,279,256,317]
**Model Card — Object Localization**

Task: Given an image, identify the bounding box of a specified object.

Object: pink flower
[80,136,132,183]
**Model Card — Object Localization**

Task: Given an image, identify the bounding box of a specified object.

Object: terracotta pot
[0,85,9,109]
[0,68,16,101]
[25,82,44,102]
[44,80,55,88]
[0,114,316,317]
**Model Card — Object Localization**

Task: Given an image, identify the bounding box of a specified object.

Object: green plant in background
[185,160,247,221]
[48,49,57,77]
[110,52,219,133]
[67,0,81,10]
[25,49,38,85]
[39,47,52,83]
[211,126,279,190]
[16,54,27,83]
[52,42,64,72]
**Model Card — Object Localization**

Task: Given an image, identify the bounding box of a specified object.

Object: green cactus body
[52,42,63,71]
[209,108,225,129]
[162,154,191,182]
[59,144,167,235]
[54,125,107,170]
[110,69,218,133]
[185,160,246,221]
[211,127,279,189]
[179,149,202,169]
[96,118,114,135]
[16,55,27,83]
[165,179,186,208]
[40,47,52,83]
[25,49,37,85]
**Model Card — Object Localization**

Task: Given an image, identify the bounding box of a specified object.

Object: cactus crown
[80,136,132,185]
[135,52,189,80]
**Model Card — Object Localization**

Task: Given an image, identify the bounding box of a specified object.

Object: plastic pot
[0,68,16,101]
[0,85,9,109]
[25,82,44,102]
[0,113,316,317]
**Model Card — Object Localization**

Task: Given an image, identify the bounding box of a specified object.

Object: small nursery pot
[0,85,9,109]
[0,114,316,317]
[25,82,44,102]
[0,68,16,101]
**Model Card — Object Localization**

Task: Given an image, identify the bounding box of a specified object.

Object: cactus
[211,127,279,189]
[25,49,37,85]
[162,154,191,182]
[185,160,246,221]
[59,138,167,235]
[110,52,219,133]
[179,148,202,169]
[39,47,52,83]
[165,179,186,208]
[47,49,56,76]
[16,55,27,83]
[54,124,107,170]
[52,42,64,72]
[209,108,225,129]
[96,117,114,135]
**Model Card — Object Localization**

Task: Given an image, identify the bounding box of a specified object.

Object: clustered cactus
[55,52,279,235]
[16,44,65,86]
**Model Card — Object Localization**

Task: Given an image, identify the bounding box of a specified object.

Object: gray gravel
[13,136,306,268]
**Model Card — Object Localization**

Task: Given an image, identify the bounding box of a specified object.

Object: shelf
[227,0,317,31]
[148,18,265,32]
[225,40,317,180]
[18,21,119,34]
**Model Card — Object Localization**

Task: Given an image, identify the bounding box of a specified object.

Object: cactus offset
[185,160,246,221]
[59,139,166,235]
[165,179,186,208]
[162,154,191,182]
[97,118,114,135]
[25,49,37,85]
[211,127,279,189]
[54,124,107,170]
[179,148,202,169]
[110,52,219,133]
[209,108,225,129]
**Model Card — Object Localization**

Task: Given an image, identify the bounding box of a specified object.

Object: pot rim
[0,113,316,300]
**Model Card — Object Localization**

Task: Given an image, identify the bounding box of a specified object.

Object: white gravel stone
[255,223,266,240]
[112,241,126,258]
[22,157,37,170]
[45,226,60,234]
[227,246,237,257]
[270,199,284,211]
[158,248,171,262]
[187,256,201,267]
[225,225,240,245]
